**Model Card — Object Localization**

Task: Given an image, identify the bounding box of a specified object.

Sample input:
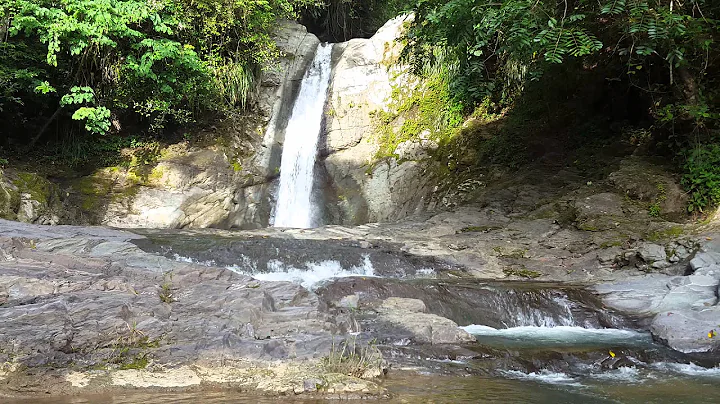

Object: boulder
[375,297,475,344]
[651,308,720,353]
[0,170,62,224]
[608,156,688,219]
[574,193,624,231]
[595,274,718,316]
[596,235,720,353]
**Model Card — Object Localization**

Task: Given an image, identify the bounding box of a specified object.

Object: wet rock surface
[1,215,720,398]
[3,151,720,397]
[0,219,343,397]
[132,231,457,279]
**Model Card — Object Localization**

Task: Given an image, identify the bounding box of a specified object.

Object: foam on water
[227,254,375,290]
[172,252,375,289]
[502,370,582,386]
[588,366,642,383]
[652,362,720,377]
[173,253,216,267]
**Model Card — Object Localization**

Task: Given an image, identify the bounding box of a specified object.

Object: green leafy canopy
[0,0,318,141]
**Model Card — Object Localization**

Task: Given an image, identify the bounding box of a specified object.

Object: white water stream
[273,43,334,228]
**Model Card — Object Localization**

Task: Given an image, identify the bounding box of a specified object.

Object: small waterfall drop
[273,43,334,228]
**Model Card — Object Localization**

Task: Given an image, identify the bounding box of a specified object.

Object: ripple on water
[460,324,652,349]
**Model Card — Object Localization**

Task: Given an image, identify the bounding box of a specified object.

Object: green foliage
[0,0,317,149]
[158,271,175,303]
[403,0,718,109]
[212,59,255,109]
[648,183,666,217]
[682,143,720,213]
[402,0,719,214]
[71,106,112,134]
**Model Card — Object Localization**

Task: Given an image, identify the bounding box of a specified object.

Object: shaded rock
[0,170,63,224]
[574,193,624,231]
[608,156,688,219]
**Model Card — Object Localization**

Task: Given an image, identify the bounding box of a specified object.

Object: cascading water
[273,43,334,228]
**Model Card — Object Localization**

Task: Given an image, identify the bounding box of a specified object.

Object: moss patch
[371,68,465,162]
[0,182,20,220]
[493,246,528,259]
[599,240,624,249]
[645,226,685,242]
[118,354,149,370]
[12,172,51,204]
[75,175,114,211]
[503,266,542,278]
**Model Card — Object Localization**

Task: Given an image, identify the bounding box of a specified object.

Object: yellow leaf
[609,350,616,358]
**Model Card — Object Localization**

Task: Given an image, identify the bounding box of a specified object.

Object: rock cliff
[320,15,437,225]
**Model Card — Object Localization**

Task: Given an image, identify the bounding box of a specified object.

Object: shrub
[682,143,720,213]
[322,337,384,378]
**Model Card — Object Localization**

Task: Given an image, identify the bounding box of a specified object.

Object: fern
[601,0,627,15]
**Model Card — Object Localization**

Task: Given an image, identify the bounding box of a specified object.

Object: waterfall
[272,43,334,228]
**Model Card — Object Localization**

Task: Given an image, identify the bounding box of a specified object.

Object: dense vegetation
[1,0,719,213]
[396,0,719,213]
[0,0,322,166]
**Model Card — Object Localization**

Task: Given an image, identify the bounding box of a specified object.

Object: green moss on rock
[75,175,114,211]
[503,266,542,278]
[12,172,51,204]
[0,182,20,220]
[646,226,685,242]
[371,69,464,162]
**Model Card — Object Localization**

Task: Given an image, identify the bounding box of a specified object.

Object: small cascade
[273,43,334,228]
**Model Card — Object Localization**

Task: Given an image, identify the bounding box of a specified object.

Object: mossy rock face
[75,175,114,212]
[0,181,20,220]
[5,171,62,223]
[68,167,147,224]
[12,171,52,205]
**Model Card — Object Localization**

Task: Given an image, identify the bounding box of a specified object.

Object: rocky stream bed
[2,192,720,400]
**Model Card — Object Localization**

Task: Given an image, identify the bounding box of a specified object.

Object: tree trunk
[676,66,699,106]
[28,106,63,149]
